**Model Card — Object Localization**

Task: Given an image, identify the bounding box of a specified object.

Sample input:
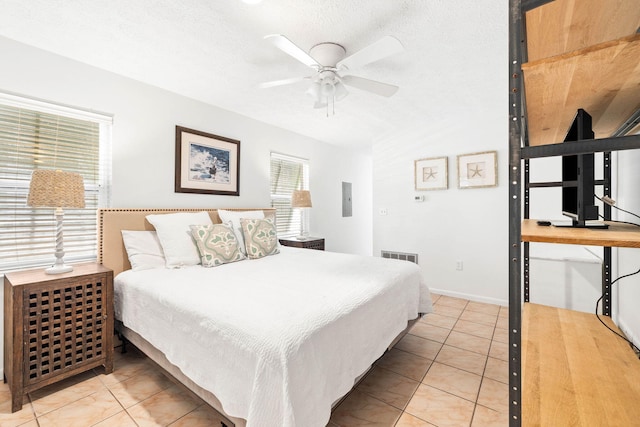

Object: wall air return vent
[381,250,418,264]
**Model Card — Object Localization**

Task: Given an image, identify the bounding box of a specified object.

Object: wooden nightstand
[279,237,325,251]
[4,262,114,412]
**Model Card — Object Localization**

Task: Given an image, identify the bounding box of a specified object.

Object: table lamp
[291,190,312,240]
[27,169,85,274]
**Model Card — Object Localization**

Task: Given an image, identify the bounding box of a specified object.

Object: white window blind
[270,152,309,238]
[0,93,112,272]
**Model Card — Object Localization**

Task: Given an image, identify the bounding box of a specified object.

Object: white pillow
[217,209,264,255]
[146,211,213,268]
[121,230,166,271]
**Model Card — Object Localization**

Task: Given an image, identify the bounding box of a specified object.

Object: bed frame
[97,207,418,426]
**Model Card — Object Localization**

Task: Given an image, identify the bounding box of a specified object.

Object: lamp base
[296,235,310,241]
[45,264,74,275]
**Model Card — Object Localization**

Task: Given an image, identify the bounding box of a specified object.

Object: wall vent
[381,250,418,264]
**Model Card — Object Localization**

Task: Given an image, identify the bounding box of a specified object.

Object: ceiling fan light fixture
[305,81,321,99]
[320,81,335,98]
[334,81,348,102]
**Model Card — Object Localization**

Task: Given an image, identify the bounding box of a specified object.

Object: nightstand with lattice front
[3,263,114,412]
[279,237,325,251]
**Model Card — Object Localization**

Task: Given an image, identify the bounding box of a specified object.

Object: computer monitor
[561,109,602,227]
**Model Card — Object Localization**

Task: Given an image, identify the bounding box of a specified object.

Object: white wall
[0,36,373,375]
[372,113,509,305]
[615,150,640,348]
[528,256,602,312]
[369,19,510,305]
[370,0,509,306]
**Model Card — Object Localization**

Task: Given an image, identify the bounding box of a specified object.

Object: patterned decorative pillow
[240,218,280,259]
[190,223,246,267]
[217,209,265,256]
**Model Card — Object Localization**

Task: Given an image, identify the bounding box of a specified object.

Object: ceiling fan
[260,34,404,110]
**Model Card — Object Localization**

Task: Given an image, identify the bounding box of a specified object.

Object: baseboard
[429,288,508,307]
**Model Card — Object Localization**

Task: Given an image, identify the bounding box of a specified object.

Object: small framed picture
[457,151,497,189]
[415,157,448,190]
[175,126,240,196]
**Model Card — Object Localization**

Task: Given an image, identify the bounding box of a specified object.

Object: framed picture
[414,157,448,190]
[175,126,240,196]
[457,151,497,189]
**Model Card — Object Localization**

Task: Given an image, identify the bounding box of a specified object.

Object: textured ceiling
[0,0,506,149]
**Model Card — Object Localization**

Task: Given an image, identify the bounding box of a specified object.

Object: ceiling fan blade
[259,76,311,88]
[264,34,320,69]
[341,75,399,97]
[337,35,404,71]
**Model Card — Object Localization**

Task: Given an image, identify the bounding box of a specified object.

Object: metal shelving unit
[509,0,640,425]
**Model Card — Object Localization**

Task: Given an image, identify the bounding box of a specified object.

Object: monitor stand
[552,220,609,229]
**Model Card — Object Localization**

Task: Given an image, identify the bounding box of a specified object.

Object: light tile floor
[0,294,508,426]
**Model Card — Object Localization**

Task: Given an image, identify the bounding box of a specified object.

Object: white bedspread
[114,246,432,426]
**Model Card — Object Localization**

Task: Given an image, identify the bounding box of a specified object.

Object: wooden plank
[521,219,640,247]
[525,0,640,62]
[522,304,578,426]
[522,34,640,146]
[523,304,640,426]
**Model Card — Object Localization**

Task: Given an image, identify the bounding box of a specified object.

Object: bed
[97,207,432,426]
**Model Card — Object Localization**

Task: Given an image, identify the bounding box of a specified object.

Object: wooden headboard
[97,208,276,276]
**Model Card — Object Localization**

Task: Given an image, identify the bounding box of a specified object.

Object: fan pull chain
[324,92,336,118]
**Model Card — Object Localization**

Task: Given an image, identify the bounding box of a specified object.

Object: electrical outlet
[379,208,388,216]
[456,260,463,271]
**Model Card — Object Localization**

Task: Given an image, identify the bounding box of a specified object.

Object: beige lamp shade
[27,169,85,208]
[291,190,312,208]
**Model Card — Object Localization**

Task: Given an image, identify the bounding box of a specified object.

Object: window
[0,93,112,271]
[270,152,309,238]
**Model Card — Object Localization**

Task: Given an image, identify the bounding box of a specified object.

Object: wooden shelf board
[521,219,640,247]
[525,0,640,62]
[522,34,640,147]
[523,303,640,426]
